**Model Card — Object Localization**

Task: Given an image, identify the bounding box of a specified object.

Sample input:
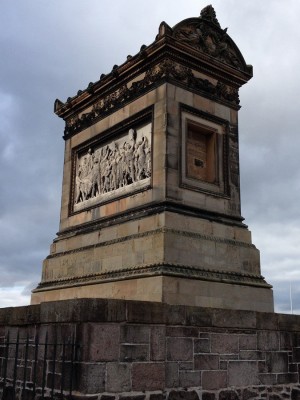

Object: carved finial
[112,65,119,78]
[54,99,65,112]
[157,21,173,39]
[200,5,221,28]
[139,45,147,58]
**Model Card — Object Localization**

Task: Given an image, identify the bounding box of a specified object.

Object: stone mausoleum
[2,6,300,400]
[31,5,273,312]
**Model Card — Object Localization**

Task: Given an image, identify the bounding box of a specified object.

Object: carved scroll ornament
[173,5,246,71]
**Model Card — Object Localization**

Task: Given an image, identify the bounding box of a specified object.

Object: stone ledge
[0,298,299,330]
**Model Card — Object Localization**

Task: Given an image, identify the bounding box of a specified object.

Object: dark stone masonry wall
[1,298,300,399]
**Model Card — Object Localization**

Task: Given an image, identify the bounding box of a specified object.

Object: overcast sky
[1,1,299,313]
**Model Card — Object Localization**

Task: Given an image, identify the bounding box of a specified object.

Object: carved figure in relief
[135,137,147,180]
[100,146,111,193]
[116,145,124,188]
[123,129,136,184]
[145,142,151,178]
[110,142,119,191]
[74,127,151,205]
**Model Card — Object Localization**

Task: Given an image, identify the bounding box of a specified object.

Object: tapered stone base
[31,274,273,312]
[32,210,274,312]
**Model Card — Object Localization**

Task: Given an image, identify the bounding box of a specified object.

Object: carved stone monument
[31,6,274,312]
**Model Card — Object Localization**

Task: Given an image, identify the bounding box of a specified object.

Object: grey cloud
[0,1,299,313]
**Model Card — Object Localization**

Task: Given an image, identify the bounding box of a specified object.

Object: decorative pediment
[172,5,251,73]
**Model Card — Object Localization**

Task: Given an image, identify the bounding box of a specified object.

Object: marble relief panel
[73,122,152,211]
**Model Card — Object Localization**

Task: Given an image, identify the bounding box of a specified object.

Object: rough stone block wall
[1,299,300,399]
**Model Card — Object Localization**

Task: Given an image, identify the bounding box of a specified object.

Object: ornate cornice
[62,59,240,138]
[34,262,271,292]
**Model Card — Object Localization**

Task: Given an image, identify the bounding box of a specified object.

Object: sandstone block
[212,309,256,329]
[106,363,131,392]
[202,371,227,390]
[265,352,288,373]
[239,350,265,360]
[210,334,238,354]
[194,339,210,353]
[81,323,120,362]
[277,373,298,384]
[228,361,259,386]
[132,362,165,391]
[167,338,193,361]
[121,324,150,343]
[75,363,105,394]
[280,331,295,350]
[166,327,199,338]
[165,362,179,388]
[292,347,300,362]
[238,334,257,350]
[126,300,166,324]
[185,307,213,327]
[194,354,219,370]
[179,370,201,387]
[150,326,166,361]
[257,331,279,351]
[120,344,149,362]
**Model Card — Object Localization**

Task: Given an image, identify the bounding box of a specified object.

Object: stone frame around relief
[180,104,229,197]
[69,109,153,214]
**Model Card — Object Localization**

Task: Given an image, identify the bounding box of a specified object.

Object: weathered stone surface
[202,371,227,390]
[239,350,264,360]
[168,390,199,400]
[151,326,166,361]
[75,363,105,394]
[121,324,150,343]
[238,335,257,350]
[265,352,288,373]
[167,338,193,361]
[257,331,279,351]
[210,334,238,353]
[106,363,131,392]
[194,354,219,370]
[166,362,179,388]
[277,373,298,384]
[258,373,277,385]
[212,310,256,329]
[185,308,213,327]
[194,338,210,353]
[2,299,300,397]
[228,361,259,386]
[179,370,201,387]
[81,323,120,362]
[219,390,239,400]
[132,363,165,390]
[120,344,149,362]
